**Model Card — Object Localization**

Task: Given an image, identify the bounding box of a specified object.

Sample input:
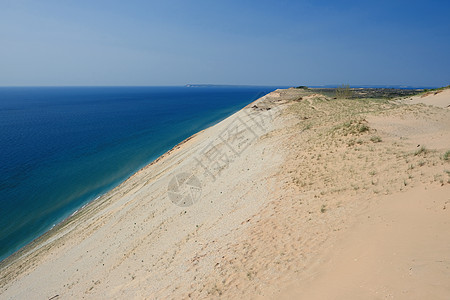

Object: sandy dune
[404,88,450,108]
[1,88,449,299]
[280,186,450,299]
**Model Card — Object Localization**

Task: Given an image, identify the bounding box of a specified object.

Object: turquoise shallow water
[0,86,280,261]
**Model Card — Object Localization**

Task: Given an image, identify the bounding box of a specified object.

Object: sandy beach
[1,88,449,299]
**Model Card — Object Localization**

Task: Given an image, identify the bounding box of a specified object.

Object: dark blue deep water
[0,86,278,261]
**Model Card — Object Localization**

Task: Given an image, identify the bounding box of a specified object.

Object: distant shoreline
[0,86,276,264]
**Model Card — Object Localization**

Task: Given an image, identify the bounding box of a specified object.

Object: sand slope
[404,88,450,108]
[280,186,450,299]
[1,88,449,299]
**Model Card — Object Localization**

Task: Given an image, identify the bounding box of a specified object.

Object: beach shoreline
[0,88,280,269]
[1,87,449,299]
[0,88,274,268]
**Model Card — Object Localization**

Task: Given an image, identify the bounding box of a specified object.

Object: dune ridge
[1,88,449,299]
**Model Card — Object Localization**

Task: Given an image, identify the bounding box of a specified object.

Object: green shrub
[370,136,382,143]
[335,84,353,99]
[358,124,369,133]
[443,150,450,161]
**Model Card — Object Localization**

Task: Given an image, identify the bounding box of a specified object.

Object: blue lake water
[0,86,280,261]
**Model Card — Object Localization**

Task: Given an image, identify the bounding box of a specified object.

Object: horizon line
[0,84,444,88]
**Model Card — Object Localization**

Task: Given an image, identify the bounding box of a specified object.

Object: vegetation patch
[332,119,370,136]
[443,150,450,161]
[370,136,382,143]
[335,84,352,99]
[414,146,429,156]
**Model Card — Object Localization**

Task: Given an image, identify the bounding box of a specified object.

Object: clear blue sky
[1,0,449,87]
